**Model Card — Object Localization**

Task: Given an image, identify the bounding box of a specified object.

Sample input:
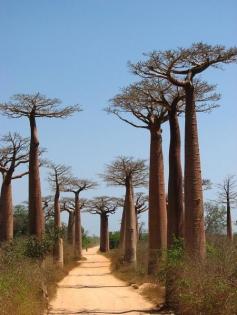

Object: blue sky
[0,0,236,235]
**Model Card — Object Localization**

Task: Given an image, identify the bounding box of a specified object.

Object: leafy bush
[109,231,120,249]
[165,237,237,315]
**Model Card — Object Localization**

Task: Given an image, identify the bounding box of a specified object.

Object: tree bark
[74,192,82,259]
[184,83,205,259]
[148,126,167,274]
[0,176,13,242]
[167,109,184,248]
[29,115,44,237]
[100,213,109,252]
[135,207,139,241]
[226,196,233,241]
[67,212,74,244]
[119,203,126,250]
[124,177,136,265]
[53,185,64,268]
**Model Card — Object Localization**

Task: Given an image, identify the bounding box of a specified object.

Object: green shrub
[166,238,237,315]
[109,231,120,249]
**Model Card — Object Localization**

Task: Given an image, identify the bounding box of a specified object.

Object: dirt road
[47,246,166,315]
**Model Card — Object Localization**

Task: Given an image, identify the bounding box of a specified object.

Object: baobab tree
[42,195,54,223]
[47,162,71,267]
[66,178,97,259]
[109,79,218,253]
[107,82,168,273]
[217,175,237,241]
[0,133,29,242]
[61,197,88,245]
[0,93,80,238]
[61,197,75,244]
[87,196,119,252]
[130,43,237,258]
[102,156,148,265]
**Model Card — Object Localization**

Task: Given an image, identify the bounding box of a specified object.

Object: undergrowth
[107,237,237,315]
[0,238,78,315]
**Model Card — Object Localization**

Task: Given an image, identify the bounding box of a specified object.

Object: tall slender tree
[0,133,29,242]
[217,175,237,241]
[47,162,71,268]
[87,196,119,252]
[102,156,148,265]
[130,43,237,258]
[0,93,80,238]
[107,82,168,273]
[66,178,97,259]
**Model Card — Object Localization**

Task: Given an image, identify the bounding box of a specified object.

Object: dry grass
[0,239,78,315]
[167,237,237,315]
[107,237,237,315]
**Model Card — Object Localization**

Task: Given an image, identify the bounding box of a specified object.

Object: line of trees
[105,42,237,274]
[0,43,236,277]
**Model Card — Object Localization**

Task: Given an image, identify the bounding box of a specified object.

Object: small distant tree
[134,192,148,239]
[61,197,75,244]
[0,93,80,238]
[217,175,237,241]
[13,204,29,236]
[204,202,226,235]
[47,162,71,267]
[102,156,148,265]
[0,133,29,241]
[61,197,88,245]
[66,178,97,258]
[87,196,119,252]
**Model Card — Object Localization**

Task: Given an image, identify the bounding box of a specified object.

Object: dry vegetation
[108,237,237,315]
[0,239,79,315]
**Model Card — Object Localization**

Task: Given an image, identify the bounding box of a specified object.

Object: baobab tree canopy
[0,133,29,178]
[108,78,220,122]
[130,43,237,85]
[0,93,81,118]
[66,178,97,193]
[102,156,148,187]
[87,196,120,216]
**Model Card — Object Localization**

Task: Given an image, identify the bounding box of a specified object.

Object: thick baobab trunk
[53,186,63,268]
[74,193,82,259]
[124,178,136,265]
[0,177,13,242]
[184,83,205,258]
[119,203,126,250]
[167,109,184,248]
[29,115,44,237]
[148,126,167,274]
[226,197,233,241]
[100,213,109,252]
[67,212,74,244]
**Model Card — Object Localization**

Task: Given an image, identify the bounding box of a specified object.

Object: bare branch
[0,93,82,119]
[101,156,148,187]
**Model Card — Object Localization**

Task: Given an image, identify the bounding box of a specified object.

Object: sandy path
[47,246,162,315]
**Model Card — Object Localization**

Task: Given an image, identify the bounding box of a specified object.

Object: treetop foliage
[65,177,97,194]
[102,156,148,187]
[87,196,120,216]
[0,93,81,119]
[130,43,237,86]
